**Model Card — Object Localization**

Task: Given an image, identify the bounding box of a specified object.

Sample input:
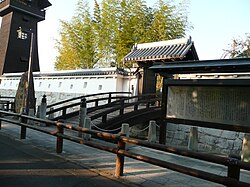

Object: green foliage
[115,0,149,66]
[54,0,191,70]
[54,21,81,70]
[55,0,96,70]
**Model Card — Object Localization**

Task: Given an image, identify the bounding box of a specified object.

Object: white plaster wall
[116,76,123,92]
[34,76,118,94]
[0,69,139,105]
[0,78,20,90]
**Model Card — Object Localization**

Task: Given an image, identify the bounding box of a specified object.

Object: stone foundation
[165,123,244,155]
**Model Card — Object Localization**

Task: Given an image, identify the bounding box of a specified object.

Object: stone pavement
[0,122,250,187]
[0,134,130,187]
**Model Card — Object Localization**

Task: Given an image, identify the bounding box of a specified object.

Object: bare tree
[222,33,250,59]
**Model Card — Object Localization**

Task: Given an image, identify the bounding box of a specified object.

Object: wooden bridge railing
[0,110,249,187]
[0,96,15,112]
[47,91,131,108]
[90,96,161,124]
[48,93,161,121]
[46,92,132,119]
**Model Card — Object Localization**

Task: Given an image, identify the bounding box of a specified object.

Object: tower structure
[0,0,51,74]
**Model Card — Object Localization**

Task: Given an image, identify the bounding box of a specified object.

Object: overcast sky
[0,0,249,71]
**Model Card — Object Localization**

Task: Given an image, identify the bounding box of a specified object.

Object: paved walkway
[0,134,130,187]
[0,122,249,187]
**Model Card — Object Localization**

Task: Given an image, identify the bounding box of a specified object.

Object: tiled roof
[123,37,199,62]
[2,68,129,77]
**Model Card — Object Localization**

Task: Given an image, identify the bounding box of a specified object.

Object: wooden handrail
[0,99,15,112]
[0,96,15,99]
[90,98,161,120]
[1,110,249,186]
[47,93,161,121]
[47,92,132,108]
[46,96,126,115]
[0,110,248,172]
[120,136,250,171]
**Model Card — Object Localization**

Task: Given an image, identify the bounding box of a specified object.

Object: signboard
[167,85,250,126]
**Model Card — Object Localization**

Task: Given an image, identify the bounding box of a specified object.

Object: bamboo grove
[54,0,191,70]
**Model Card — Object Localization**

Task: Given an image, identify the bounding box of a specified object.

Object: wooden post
[56,120,64,154]
[62,108,67,119]
[102,115,107,123]
[227,155,240,187]
[95,100,98,107]
[36,105,40,117]
[0,112,2,130]
[0,100,2,129]
[120,99,124,115]
[159,77,168,144]
[11,101,15,112]
[0,102,4,110]
[115,134,126,177]
[108,93,112,103]
[20,112,27,139]
[134,104,138,111]
[6,101,9,111]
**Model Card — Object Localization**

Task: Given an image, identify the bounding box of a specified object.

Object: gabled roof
[123,37,199,63]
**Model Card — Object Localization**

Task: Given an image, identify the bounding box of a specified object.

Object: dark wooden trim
[165,118,250,133]
[159,77,168,144]
[164,79,250,87]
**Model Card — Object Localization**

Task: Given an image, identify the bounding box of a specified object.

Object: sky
[0,0,250,72]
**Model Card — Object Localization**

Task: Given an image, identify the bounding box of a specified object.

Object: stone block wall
[165,123,244,155]
[166,123,190,147]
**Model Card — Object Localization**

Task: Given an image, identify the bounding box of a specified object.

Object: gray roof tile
[123,37,198,62]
